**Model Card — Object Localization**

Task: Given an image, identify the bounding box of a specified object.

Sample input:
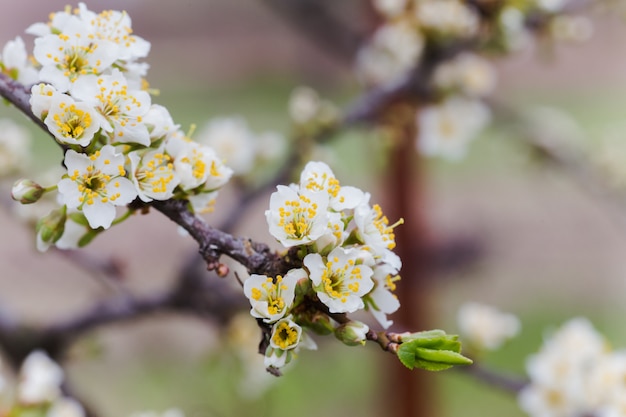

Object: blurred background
[1,1,626,417]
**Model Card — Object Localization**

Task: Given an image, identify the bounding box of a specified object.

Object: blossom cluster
[0,350,183,417]
[243,161,402,371]
[519,318,626,417]
[6,3,233,250]
[359,0,592,160]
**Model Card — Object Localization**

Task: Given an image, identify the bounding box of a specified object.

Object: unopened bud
[335,321,369,346]
[12,179,44,204]
[216,263,229,277]
[36,206,67,248]
[299,312,335,335]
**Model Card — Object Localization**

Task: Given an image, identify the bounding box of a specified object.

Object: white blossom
[264,317,316,369]
[143,104,179,143]
[128,148,180,202]
[356,20,424,85]
[414,0,480,38]
[166,133,233,192]
[33,16,118,92]
[365,264,401,329]
[57,145,137,229]
[0,118,31,177]
[266,185,330,247]
[47,397,86,417]
[299,161,365,211]
[195,117,257,175]
[519,318,610,417]
[0,37,38,85]
[71,69,151,146]
[43,93,100,147]
[288,86,321,124]
[354,199,400,253]
[433,53,497,98]
[243,269,305,323]
[457,302,521,350]
[304,247,375,313]
[373,0,408,18]
[76,3,150,61]
[417,96,491,160]
[18,350,64,405]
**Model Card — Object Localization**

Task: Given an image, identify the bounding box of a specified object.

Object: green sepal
[397,329,473,371]
[78,229,101,247]
[68,212,90,227]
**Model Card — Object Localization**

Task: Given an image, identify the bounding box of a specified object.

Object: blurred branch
[261,0,365,64]
[461,363,528,394]
[343,41,476,125]
[490,99,626,229]
[0,76,46,132]
[52,248,128,294]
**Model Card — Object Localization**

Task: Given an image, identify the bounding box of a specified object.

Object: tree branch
[261,0,365,64]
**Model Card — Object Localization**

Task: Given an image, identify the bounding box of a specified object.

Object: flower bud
[36,206,67,251]
[334,321,369,346]
[299,311,335,335]
[11,179,44,204]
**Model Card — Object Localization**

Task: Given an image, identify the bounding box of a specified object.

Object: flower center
[278,195,318,239]
[321,258,362,303]
[53,104,92,140]
[272,321,299,350]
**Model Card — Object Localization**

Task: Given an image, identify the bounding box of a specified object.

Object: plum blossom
[128,148,180,202]
[372,0,408,18]
[354,199,401,253]
[365,264,401,329]
[75,3,150,62]
[299,161,365,211]
[43,93,100,147]
[18,350,64,405]
[0,36,38,84]
[518,318,612,417]
[265,317,317,370]
[417,96,491,160]
[457,302,521,350]
[433,53,497,98]
[304,247,375,313]
[266,185,330,247]
[243,269,305,323]
[0,118,32,176]
[166,132,233,192]
[414,0,480,39]
[33,16,117,92]
[71,69,151,146]
[57,145,137,229]
[195,116,257,176]
[356,20,424,85]
[47,397,86,417]
[143,104,179,143]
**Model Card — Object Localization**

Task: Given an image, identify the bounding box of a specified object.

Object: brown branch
[0,76,47,132]
[261,0,365,64]
[460,363,528,394]
[343,41,477,125]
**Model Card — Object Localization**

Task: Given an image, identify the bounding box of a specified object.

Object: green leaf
[397,342,418,370]
[397,330,473,372]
